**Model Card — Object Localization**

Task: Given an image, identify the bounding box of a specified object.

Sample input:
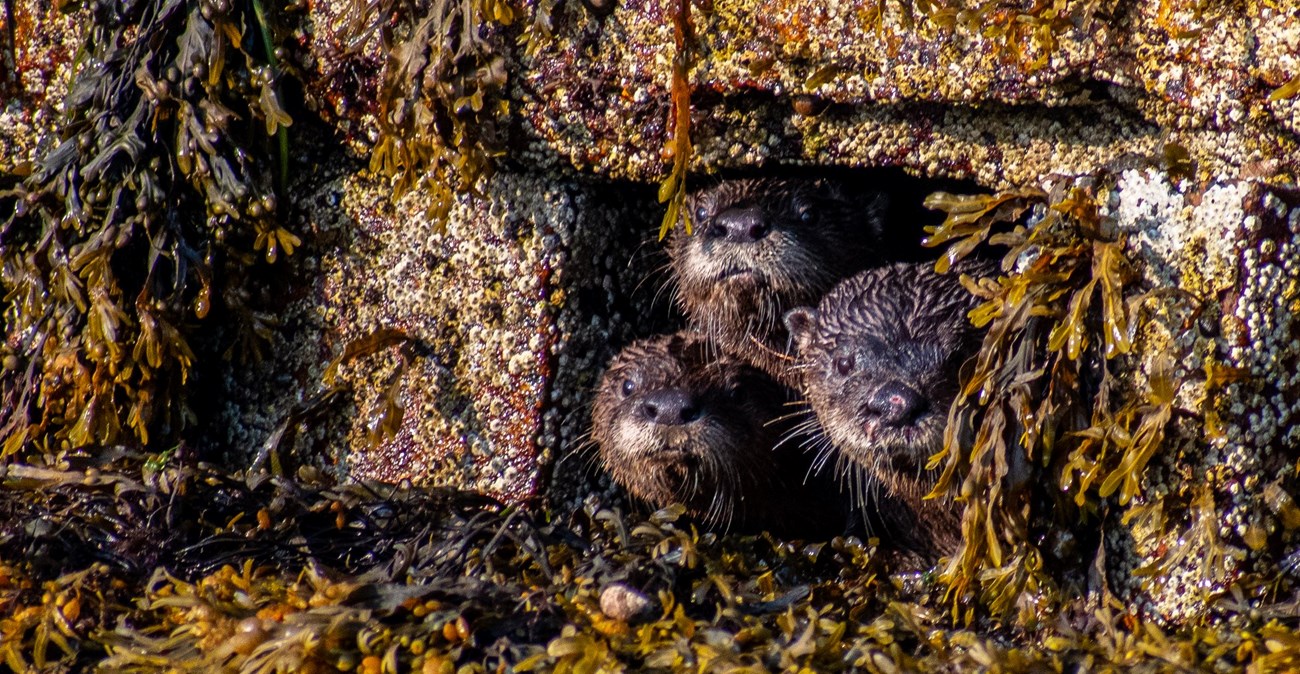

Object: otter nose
[706,206,769,243]
[865,381,928,427]
[640,389,702,425]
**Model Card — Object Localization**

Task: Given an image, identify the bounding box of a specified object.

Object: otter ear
[809,177,840,202]
[783,307,818,353]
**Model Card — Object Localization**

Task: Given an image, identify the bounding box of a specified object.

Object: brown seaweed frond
[0,0,304,458]
[922,178,1190,624]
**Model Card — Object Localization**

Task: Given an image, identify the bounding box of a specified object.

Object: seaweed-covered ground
[3,452,1300,673]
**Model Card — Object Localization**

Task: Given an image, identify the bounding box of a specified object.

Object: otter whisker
[567,434,605,475]
[775,413,823,453]
[804,436,838,483]
[648,276,676,313]
[719,467,740,531]
[845,460,860,511]
[636,256,675,294]
[764,416,816,444]
[786,415,824,436]
[810,440,838,474]
[767,408,814,429]
[700,452,728,529]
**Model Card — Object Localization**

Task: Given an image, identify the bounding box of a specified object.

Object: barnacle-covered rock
[298,0,1299,187]
[1100,172,1300,623]
[0,0,84,173]
[214,162,669,504]
[212,0,1300,621]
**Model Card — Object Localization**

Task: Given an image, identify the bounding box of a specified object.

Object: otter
[783,260,993,558]
[591,331,845,537]
[667,178,888,384]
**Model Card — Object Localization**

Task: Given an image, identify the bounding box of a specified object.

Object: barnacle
[0,0,301,457]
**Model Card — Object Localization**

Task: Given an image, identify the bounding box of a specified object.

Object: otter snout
[707,206,770,243]
[639,388,702,425]
[864,381,928,427]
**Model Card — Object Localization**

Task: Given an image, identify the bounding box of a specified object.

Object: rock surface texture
[1,0,84,172]
[5,0,1299,623]
[215,163,668,506]
[1101,172,1300,623]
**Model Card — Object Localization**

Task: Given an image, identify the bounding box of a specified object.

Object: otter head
[666,178,886,377]
[784,262,988,502]
[591,332,793,530]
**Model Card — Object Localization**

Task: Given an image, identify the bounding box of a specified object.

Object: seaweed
[1,451,1293,672]
[657,0,695,240]
[254,327,418,475]
[0,0,301,457]
[350,0,514,227]
[0,453,507,671]
[922,178,1200,622]
[1270,75,1300,102]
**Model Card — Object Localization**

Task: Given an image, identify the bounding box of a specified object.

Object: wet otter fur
[667,178,887,384]
[591,331,845,537]
[784,260,993,558]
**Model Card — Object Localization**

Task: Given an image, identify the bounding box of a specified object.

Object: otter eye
[621,379,637,396]
[693,206,708,223]
[834,354,855,376]
[798,205,817,225]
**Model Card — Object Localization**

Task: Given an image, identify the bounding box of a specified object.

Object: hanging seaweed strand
[921,180,1181,624]
[657,0,694,239]
[359,0,514,229]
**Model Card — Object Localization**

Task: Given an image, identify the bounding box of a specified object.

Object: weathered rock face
[214,160,670,506]
[0,0,84,172]
[6,0,1300,623]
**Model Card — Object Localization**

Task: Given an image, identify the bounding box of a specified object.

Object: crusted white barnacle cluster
[1223,199,1300,452]
[1110,168,1246,292]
